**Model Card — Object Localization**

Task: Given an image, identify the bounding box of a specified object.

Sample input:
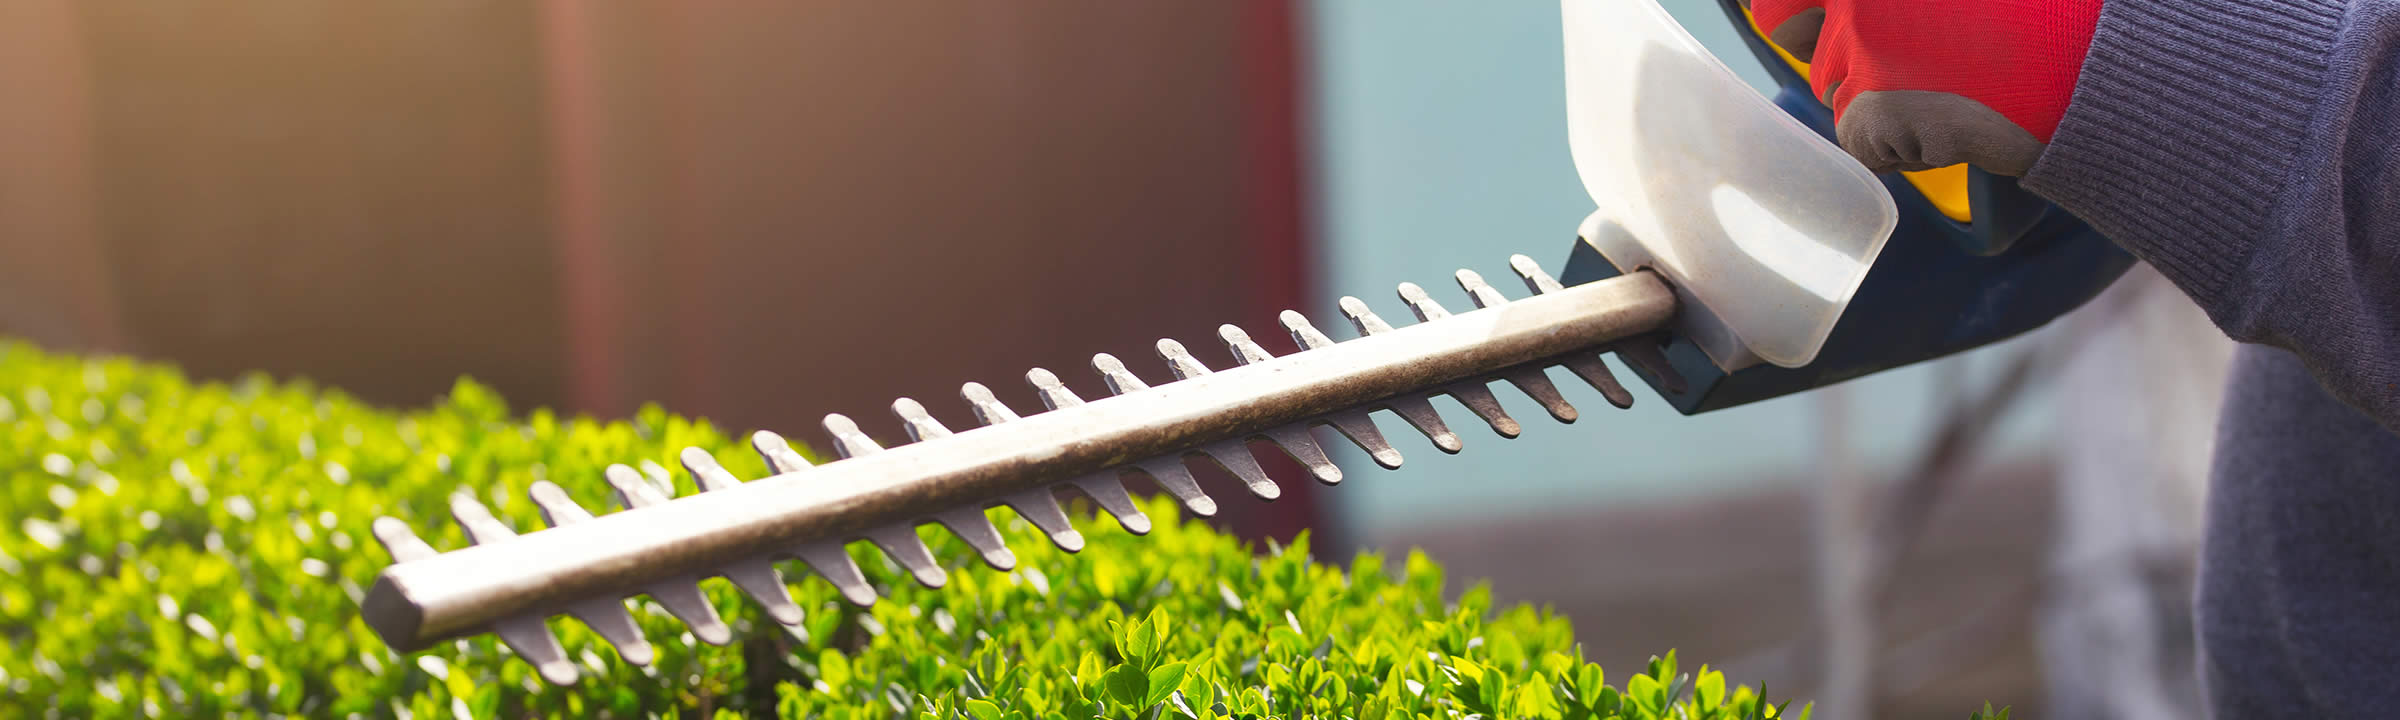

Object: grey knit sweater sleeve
[2022,0,2400,432]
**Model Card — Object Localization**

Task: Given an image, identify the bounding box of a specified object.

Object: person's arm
[2020,0,2400,432]
[1750,0,2400,432]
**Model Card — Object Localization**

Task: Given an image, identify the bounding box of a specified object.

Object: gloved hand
[1745,0,2104,176]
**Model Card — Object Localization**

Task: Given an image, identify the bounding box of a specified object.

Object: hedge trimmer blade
[361,255,1681,685]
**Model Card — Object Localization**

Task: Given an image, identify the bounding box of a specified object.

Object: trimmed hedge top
[0,340,1812,719]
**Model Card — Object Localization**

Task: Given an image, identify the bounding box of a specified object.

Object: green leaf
[1697,670,1726,709]
[1628,673,1666,713]
[964,699,1003,720]
[1145,662,1189,708]
[1572,664,1607,708]
[1505,671,1560,718]
[1150,607,1174,649]
[1106,665,1148,708]
[1076,652,1108,690]
[442,664,475,701]
[1649,651,1678,689]
[1177,667,1212,707]
[470,683,501,719]
[1234,686,1268,715]
[1123,615,1158,665]
[820,648,854,689]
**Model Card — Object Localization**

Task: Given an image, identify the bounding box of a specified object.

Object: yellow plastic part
[1738,5,1973,223]
[1900,165,1972,222]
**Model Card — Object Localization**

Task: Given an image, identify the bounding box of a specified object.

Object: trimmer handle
[1724,0,2052,256]
[1558,0,2134,414]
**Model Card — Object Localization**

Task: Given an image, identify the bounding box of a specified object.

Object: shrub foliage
[0,340,1812,718]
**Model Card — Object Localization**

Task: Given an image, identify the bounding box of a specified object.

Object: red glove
[1746,0,2104,175]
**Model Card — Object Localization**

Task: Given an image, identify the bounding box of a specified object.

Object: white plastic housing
[1560,0,1896,370]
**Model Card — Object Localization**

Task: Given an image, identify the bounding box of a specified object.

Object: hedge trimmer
[359,0,2130,685]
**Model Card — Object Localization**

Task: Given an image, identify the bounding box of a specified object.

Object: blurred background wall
[0,0,1325,541]
[0,1,2234,716]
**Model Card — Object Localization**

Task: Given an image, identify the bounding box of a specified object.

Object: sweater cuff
[2022,0,2347,308]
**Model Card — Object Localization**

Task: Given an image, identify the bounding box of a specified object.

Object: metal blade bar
[361,267,1674,654]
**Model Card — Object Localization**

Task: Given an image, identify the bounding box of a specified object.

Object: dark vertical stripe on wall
[1239,0,1339,551]
[539,0,625,417]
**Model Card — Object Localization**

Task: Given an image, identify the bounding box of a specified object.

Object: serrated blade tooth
[1092,353,1151,394]
[1198,439,1280,500]
[1396,282,1452,321]
[1156,338,1210,380]
[721,558,803,626]
[1615,340,1689,394]
[738,435,881,606]
[1068,473,1153,534]
[680,447,742,493]
[1321,410,1404,469]
[514,478,654,664]
[1338,296,1396,335]
[1560,354,1637,408]
[1343,288,1469,450]
[867,525,948,588]
[370,517,437,563]
[606,464,671,509]
[1509,254,1567,294]
[820,410,940,585]
[961,378,1093,550]
[528,480,598,526]
[747,431,878,606]
[1135,458,1218,517]
[1220,326,1355,479]
[1217,325,1274,365]
[1247,306,1401,471]
[823,414,881,457]
[1004,489,1086,552]
[936,508,1017,570]
[1382,396,1464,453]
[437,499,595,678]
[751,430,812,474]
[450,494,518,544]
[891,397,953,441]
[1280,310,1339,349]
[636,590,731,649]
[1501,367,1578,423]
[495,617,578,685]
[666,452,805,625]
[961,382,1022,425]
[531,480,733,644]
[1455,269,1509,308]
[470,486,650,664]
[566,595,653,666]
[1263,425,1342,484]
[1507,254,1660,405]
[646,581,733,645]
[1443,381,1523,438]
[638,459,674,490]
[797,543,878,606]
[1026,368,1084,409]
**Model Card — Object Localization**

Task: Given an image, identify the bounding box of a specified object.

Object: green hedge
[0,340,1822,719]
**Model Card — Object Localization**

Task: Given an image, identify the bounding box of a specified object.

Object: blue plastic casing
[1558,0,2134,414]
